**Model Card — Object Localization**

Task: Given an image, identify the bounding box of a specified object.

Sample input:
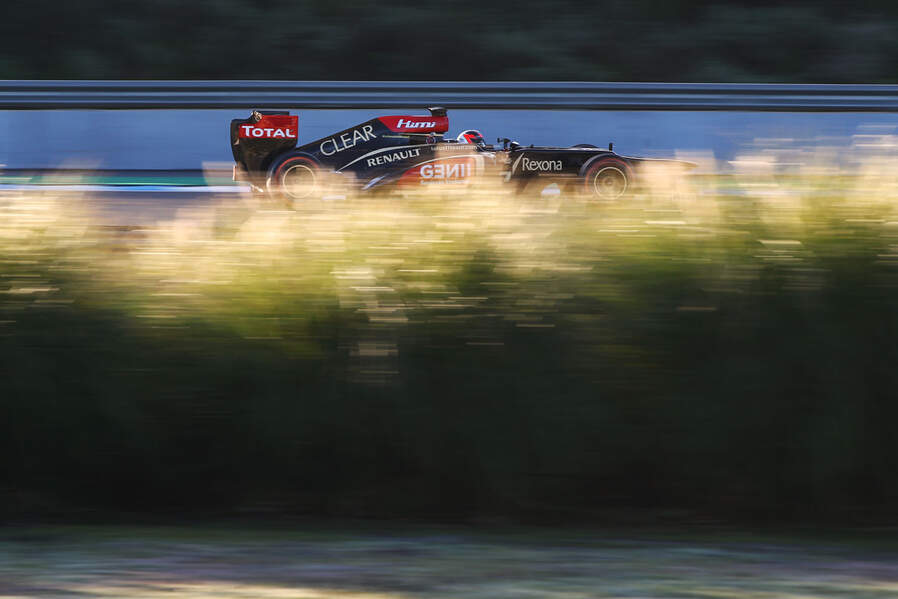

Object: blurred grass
[3,167,898,521]
[2,524,898,598]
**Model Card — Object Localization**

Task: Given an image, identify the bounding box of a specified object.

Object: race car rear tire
[267,153,322,204]
[583,158,632,200]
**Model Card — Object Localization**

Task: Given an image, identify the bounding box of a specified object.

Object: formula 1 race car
[229,107,692,201]
[231,107,488,200]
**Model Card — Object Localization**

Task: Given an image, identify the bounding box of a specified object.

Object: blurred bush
[2,172,898,522]
[3,0,898,82]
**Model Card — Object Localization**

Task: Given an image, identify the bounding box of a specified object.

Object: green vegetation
[4,1,898,82]
[2,172,898,522]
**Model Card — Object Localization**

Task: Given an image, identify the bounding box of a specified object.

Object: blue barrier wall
[2,109,896,171]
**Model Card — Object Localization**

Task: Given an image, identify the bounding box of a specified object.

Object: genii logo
[399,157,478,185]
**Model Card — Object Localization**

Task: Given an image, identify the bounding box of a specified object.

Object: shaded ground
[1,525,898,598]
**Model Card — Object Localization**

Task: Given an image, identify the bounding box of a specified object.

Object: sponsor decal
[420,162,471,180]
[237,114,298,139]
[397,118,434,129]
[239,125,296,139]
[521,156,563,172]
[415,158,476,184]
[320,125,376,156]
[366,148,421,167]
[397,157,478,185]
[379,116,450,133]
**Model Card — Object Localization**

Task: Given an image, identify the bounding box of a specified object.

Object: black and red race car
[230,107,692,201]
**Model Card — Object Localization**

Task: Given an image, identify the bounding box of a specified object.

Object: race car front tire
[266,153,322,204]
[583,158,632,200]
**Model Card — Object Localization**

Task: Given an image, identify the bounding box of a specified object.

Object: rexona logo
[522,157,563,172]
[320,125,376,156]
[366,148,421,167]
[239,125,297,139]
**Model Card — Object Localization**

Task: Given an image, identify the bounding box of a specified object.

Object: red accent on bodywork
[237,115,299,139]
[378,115,450,134]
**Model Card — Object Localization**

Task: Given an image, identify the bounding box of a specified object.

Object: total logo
[397,119,436,129]
[522,156,563,172]
[320,125,376,156]
[239,125,296,139]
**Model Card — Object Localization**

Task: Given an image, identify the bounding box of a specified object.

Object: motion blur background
[4,0,898,523]
[4,3,898,596]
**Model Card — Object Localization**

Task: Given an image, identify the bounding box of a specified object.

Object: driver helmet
[456,129,485,146]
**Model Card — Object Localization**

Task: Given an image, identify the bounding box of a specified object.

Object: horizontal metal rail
[2,81,898,111]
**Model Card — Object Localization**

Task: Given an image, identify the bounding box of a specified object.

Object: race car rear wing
[230,110,298,179]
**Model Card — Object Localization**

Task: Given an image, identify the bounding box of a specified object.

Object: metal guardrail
[2,81,898,111]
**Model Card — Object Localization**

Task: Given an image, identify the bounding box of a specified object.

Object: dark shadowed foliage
[2,179,898,523]
[3,0,898,82]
